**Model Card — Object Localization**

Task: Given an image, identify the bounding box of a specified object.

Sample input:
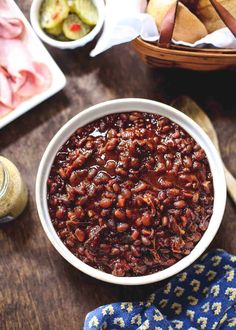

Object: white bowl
[36,98,226,285]
[30,0,105,49]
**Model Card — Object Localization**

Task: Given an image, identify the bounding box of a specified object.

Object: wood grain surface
[0,2,236,329]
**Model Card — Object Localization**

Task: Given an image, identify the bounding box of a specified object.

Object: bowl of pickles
[30,0,105,49]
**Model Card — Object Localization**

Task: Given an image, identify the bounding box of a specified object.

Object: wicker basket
[132,38,236,71]
[132,0,236,71]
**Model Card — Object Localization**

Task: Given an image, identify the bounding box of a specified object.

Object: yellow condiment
[0,156,28,223]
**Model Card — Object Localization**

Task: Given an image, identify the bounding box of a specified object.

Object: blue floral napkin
[84,249,236,329]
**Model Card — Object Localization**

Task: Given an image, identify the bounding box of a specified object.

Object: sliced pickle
[74,0,98,26]
[45,22,63,36]
[67,0,76,12]
[62,14,90,40]
[40,0,69,29]
[57,33,70,41]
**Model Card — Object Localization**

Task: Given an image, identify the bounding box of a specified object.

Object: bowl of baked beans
[36,98,226,285]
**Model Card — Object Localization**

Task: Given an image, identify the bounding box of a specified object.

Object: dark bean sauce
[47,112,214,276]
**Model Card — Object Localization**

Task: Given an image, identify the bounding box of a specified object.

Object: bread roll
[196,0,236,33]
[147,0,208,43]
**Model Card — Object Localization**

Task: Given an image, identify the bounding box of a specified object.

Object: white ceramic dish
[0,0,66,130]
[30,0,105,49]
[36,98,226,285]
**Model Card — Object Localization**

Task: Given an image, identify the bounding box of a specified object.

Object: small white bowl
[36,98,226,285]
[30,0,105,49]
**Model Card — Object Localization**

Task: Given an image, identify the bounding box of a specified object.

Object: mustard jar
[0,156,28,223]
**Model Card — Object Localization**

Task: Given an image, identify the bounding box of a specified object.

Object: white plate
[0,0,66,130]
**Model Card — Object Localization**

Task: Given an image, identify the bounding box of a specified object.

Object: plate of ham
[0,0,66,129]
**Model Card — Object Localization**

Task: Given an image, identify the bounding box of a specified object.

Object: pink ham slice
[0,66,14,116]
[0,17,24,39]
[0,16,52,118]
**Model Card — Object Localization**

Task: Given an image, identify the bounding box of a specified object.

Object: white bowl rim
[36,98,226,285]
[30,0,105,49]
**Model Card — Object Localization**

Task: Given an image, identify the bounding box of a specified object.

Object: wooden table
[1,2,236,329]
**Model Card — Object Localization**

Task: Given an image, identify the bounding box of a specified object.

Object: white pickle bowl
[30,0,105,49]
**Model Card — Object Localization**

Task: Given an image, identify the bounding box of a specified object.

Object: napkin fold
[90,0,158,57]
[84,249,236,329]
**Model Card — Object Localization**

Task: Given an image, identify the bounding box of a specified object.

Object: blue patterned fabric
[84,249,236,330]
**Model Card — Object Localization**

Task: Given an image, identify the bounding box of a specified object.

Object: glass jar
[0,156,28,223]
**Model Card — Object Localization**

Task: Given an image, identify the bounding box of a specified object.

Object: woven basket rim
[134,37,236,57]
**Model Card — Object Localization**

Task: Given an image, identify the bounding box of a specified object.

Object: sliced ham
[0,17,24,39]
[0,66,13,107]
[0,67,14,116]
[0,38,51,98]
[0,15,52,118]
[16,62,52,99]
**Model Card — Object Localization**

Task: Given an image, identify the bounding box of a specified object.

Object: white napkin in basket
[90,0,236,57]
